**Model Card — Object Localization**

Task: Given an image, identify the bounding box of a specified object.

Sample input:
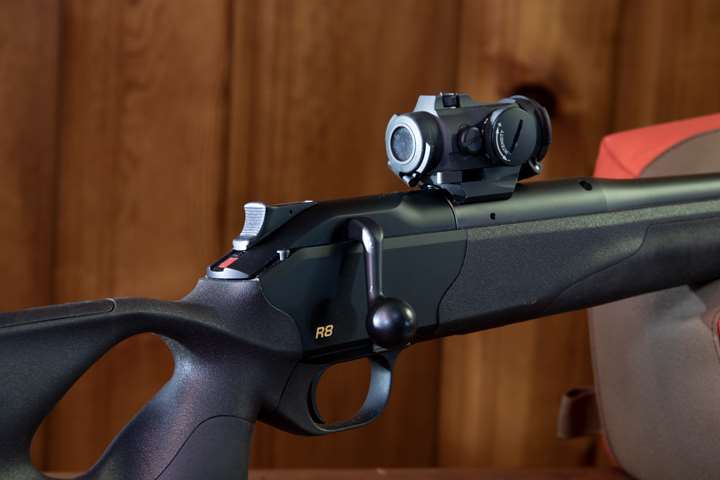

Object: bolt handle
[347,218,416,349]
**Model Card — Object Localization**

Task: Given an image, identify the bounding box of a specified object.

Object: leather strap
[557,387,600,439]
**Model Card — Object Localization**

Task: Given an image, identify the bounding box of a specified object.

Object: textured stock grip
[438,198,720,335]
[0,279,300,480]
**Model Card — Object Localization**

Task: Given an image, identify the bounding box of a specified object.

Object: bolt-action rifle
[2,93,720,479]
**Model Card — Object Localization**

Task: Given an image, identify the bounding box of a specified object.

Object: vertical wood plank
[0,0,60,470]
[438,0,622,468]
[0,2,60,325]
[41,0,230,471]
[228,0,460,468]
[612,0,720,130]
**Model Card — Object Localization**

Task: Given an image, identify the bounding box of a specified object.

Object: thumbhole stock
[31,333,173,476]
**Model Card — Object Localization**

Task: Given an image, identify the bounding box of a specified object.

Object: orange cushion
[594,114,720,179]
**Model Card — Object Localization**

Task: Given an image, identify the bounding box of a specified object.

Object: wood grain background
[0,0,719,473]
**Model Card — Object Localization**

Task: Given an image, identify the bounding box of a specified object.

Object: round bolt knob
[367,297,417,349]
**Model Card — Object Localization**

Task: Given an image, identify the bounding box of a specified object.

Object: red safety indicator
[218,256,237,269]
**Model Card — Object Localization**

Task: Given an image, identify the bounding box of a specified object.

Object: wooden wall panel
[438,0,622,468]
[227,0,461,468]
[612,0,720,130]
[0,1,59,331]
[1,0,719,474]
[0,1,60,469]
[40,0,231,471]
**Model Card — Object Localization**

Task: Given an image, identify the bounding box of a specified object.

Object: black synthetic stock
[438,197,720,334]
[0,280,301,480]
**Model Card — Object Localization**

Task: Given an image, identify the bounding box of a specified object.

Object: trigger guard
[265,350,398,435]
[309,351,395,428]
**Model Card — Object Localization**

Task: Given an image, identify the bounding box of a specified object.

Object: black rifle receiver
[2,93,720,480]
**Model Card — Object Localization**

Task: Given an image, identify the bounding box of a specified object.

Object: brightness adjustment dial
[483,105,537,166]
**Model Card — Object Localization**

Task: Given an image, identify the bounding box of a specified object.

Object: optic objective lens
[390,126,415,163]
